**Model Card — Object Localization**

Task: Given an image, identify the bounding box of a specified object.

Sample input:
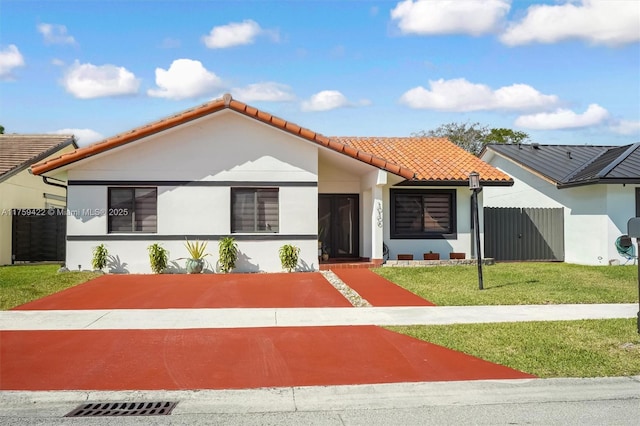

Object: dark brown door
[319,194,359,259]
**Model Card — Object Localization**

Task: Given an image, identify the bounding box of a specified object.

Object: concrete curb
[1,377,639,416]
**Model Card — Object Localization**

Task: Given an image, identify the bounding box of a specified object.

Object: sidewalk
[1,303,636,330]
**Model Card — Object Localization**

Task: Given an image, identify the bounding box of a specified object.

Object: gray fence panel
[484,207,564,261]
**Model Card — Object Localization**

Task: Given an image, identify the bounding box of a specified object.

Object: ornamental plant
[147,243,169,274]
[279,244,300,273]
[91,244,109,271]
[218,237,238,273]
[184,239,209,260]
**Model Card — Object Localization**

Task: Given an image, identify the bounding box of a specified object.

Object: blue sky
[1,0,639,147]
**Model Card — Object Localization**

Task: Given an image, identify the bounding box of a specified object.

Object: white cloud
[301,90,370,112]
[49,128,104,145]
[390,0,510,36]
[232,82,295,102]
[501,0,640,46]
[62,60,140,99]
[147,59,223,100]
[37,23,76,45]
[610,119,640,135]
[515,104,610,129]
[399,78,559,112]
[202,20,262,48]
[0,44,25,80]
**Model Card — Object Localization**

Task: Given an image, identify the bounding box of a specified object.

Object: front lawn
[389,319,640,378]
[0,264,101,310]
[375,262,638,305]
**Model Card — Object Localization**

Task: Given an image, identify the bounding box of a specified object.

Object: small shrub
[148,243,169,274]
[91,244,108,270]
[279,244,300,273]
[184,239,209,259]
[218,237,238,273]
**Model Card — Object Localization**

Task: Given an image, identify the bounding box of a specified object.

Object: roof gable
[0,134,76,182]
[30,94,510,185]
[31,94,414,180]
[485,143,640,187]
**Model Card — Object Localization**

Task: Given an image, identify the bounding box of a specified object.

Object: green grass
[375,262,638,305]
[388,319,640,378]
[0,264,102,310]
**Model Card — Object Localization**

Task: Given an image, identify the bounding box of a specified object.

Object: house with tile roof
[31,94,512,273]
[481,142,640,265]
[0,134,77,265]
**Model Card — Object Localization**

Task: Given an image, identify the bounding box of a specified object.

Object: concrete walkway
[1,303,636,330]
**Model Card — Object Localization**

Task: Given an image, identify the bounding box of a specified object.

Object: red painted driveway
[333,269,434,306]
[13,272,353,310]
[0,326,534,391]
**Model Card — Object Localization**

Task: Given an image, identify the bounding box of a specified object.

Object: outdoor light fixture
[469,172,484,290]
[469,171,480,190]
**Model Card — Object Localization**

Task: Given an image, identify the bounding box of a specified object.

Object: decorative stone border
[383,258,495,267]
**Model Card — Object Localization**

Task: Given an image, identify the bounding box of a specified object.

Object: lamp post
[469,172,484,290]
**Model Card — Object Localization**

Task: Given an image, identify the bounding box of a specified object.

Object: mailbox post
[627,218,640,334]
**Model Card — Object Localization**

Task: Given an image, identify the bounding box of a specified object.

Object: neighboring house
[481,143,640,265]
[31,94,512,273]
[0,134,77,265]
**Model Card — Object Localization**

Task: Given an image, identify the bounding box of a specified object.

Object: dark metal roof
[485,142,640,188]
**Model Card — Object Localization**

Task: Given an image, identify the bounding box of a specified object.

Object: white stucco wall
[483,153,638,265]
[64,111,319,273]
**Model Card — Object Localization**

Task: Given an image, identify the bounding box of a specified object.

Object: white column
[371,170,387,261]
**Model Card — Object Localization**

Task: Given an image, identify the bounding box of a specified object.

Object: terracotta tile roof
[30,94,510,185]
[334,137,513,185]
[0,134,76,182]
[31,94,415,180]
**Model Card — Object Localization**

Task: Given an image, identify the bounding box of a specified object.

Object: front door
[318,194,359,259]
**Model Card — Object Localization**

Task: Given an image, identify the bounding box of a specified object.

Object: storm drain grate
[65,401,178,417]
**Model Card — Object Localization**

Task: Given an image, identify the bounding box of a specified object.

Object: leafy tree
[0,125,4,134]
[415,122,530,156]
[484,128,530,145]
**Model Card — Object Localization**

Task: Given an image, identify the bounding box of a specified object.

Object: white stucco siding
[63,111,321,273]
[318,157,361,194]
[605,184,639,263]
[68,110,317,182]
[562,185,607,265]
[158,187,229,234]
[279,186,318,235]
[482,155,562,208]
[66,238,318,274]
[382,186,476,260]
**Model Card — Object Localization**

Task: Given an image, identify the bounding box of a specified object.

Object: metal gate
[484,207,564,261]
[11,209,66,262]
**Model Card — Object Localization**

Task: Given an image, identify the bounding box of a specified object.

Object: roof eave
[396,179,514,187]
[558,177,640,189]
